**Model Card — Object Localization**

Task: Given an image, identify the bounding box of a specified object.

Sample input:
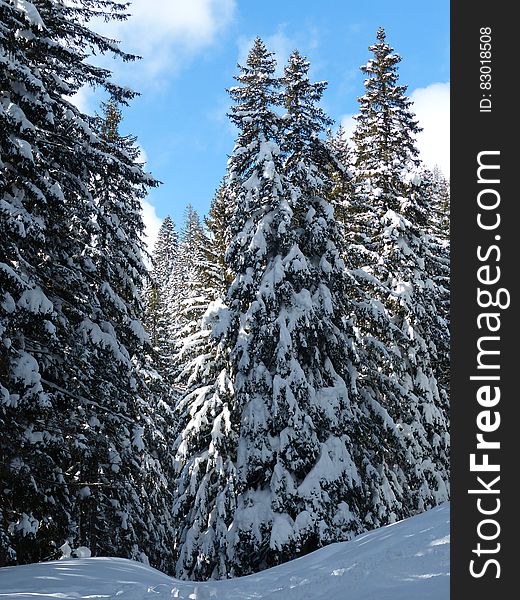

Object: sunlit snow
[0,504,449,599]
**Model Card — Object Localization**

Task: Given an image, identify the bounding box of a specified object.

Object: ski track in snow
[0,503,449,600]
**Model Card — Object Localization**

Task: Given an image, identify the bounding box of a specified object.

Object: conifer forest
[0,0,450,581]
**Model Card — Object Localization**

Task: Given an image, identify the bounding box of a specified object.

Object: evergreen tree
[281,47,411,537]
[145,215,179,380]
[414,166,450,407]
[170,205,208,387]
[427,166,450,241]
[75,99,173,567]
[171,41,415,581]
[170,37,284,580]
[330,163,414,528]
[325,126,355,227]
[154,216,180,282]
[202,181,234,299]
[429,166,450,397]
[348,28,450,516]
[0,1,172,568]
[173,186,234,392]
[352,27,422,203]
[1,0,134,565]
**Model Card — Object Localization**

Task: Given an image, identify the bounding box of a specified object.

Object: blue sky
[77,0,450,247]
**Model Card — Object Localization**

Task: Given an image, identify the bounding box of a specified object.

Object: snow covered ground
[0,503,449,599]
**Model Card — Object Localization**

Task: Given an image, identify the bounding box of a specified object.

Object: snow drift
[0,503,449,599]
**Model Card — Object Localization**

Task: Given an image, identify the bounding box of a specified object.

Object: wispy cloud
[94,0,236,82]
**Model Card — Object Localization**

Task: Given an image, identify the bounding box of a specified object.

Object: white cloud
[66,85,96,113]
[411,82,450,177]
[266,31,297,74]
[140,198,162,258]
[137,147,161,257]
[339,81,450,177]
[95,0,236,79]
[339,114,356,142]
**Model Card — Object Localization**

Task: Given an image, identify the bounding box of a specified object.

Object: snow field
[0,503,449,600]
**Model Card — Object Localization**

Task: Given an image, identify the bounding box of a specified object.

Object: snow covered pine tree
[220,43,368,576]
[173,187,234,386]
[170,205,209,385]
[347,27,450,515]
[1,0,76,563]
[145,215,179,383]
[170,38,428,581]
[0,0,172,569]
[80,99,174,568]
[203,181,234,301]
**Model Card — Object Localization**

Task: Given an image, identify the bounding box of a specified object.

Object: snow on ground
[0,503,449,599]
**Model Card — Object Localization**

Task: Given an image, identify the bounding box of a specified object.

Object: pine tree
[429,167,450,398]
[145,215,179,381]
[1,1,172,568]
[352,27,422,204]
[325,127,355,227]
[170,38,285,580]
[281,47,412,538]
[202,181,234,299]
[154,216,180,284]
[414,166,450,408]
[173,185,234,394]
[169,205,209,387]
[171,41,414,581]
[348,28,450,516]
[428,166,450,241]
[73,99,174,567]
[1,0,135,565]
